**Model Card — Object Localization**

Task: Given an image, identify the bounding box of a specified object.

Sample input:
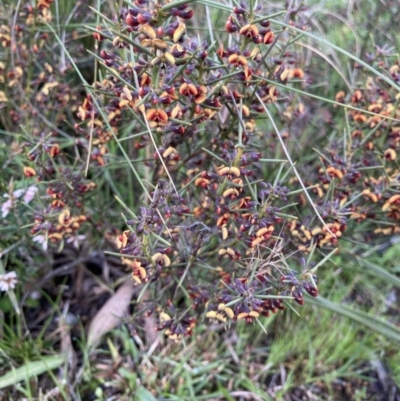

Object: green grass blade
[134,386,157,400]
[306,295,400,343]
[0,355,66,389]
[269,18,400,93]
[355,257,400,288]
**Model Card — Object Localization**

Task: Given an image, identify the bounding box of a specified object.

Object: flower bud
[137,12,151,24]
[24,166,36,177]
[93,26,104,41]
[263,30,274,44]
[126,14,139,27]
[179,9,194,19]
[225,17,238,33]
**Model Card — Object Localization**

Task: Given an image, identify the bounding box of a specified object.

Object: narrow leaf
[0,355,66,389]
[306,295,400,343]
[134,386,158,401]
[355,257,400,288]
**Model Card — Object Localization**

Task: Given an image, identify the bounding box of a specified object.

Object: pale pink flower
[23,185,38,204]
[32,234,48,251]
[66,234,86,249]
[1,186,38,218]
[0,271,18,292]
[1,199,12,218]
[1,189,24,218]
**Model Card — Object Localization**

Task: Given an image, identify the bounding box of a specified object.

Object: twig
[254,92,336,238]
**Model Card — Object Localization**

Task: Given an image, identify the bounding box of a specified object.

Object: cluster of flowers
[0,1,99,252]
[289,66,400,249]
[74,0,399,339]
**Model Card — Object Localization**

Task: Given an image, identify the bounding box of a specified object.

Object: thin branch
[254,91,336,238]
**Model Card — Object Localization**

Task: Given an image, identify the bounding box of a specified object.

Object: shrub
[0,0,399,344]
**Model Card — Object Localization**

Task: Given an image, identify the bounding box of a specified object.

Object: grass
[1,254,399,399]
[1,0,400,399]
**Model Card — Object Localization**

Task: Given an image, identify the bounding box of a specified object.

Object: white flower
[66,234,86,249]
[0,271,18,292]
[32,234,48,251]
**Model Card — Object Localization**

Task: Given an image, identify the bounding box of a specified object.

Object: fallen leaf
[141,289,159,347]
[59,316,77,381]
[87,279,136,347]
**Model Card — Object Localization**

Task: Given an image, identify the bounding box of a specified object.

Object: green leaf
[0,355,66,389]
[306,295,400,343]
[355,256,400,288]
[134,386,158,401]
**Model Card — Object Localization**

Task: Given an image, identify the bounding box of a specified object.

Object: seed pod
[221,225,228,240]
[58,208,71,226]
[163,146,177,158]
[152,38,168,50]
[382,194,400,211]
[218,249,227,257]
[160,312,171,322]
[163,52,176,66]
[256,226,274,237]
[150,56,162,66]
[326,166,344,179]
[224,307,234,319]
[112,36,124,48]
[311,227,322,236]
[226,248,235,257]
[173,23,186,43]
[206,310,218,319]
[218,166,240,177]
[222,188,239,198]
[362,188,379,203]
[140,24,156,39]
[122,86,133,101]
